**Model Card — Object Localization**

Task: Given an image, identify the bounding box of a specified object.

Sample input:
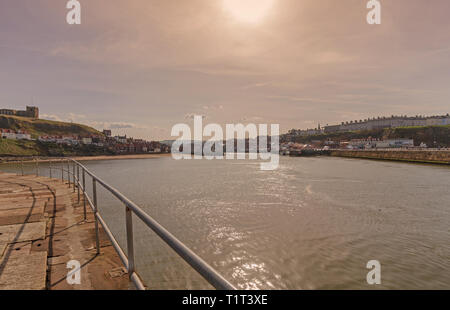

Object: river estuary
[1,156,449,289]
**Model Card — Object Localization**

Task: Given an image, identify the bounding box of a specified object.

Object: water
[1,157,449,289]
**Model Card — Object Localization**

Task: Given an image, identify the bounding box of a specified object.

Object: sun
[222,0,275,24]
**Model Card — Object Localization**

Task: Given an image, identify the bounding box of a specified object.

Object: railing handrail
[51,158,236,290]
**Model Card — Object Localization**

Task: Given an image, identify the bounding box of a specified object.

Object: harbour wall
[330,149,450,165]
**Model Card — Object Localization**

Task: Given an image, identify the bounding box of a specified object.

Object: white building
[15,132,31,140]
[375,139,414,148]
[115,135,127,144]
[1,129,31,140]
[1,131,16,139]
[426,116,450,126]
[349,139,379,149]
[386,139,414,148]
[82,137,92,145]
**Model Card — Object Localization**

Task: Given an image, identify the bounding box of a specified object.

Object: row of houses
[280,138,417,152]
[344,138,415,149]
[288,114,450,137]
[38,135,99,146]
[324,114,450,134]
[287,127,323,137]
[0,129,32,140]
[38,132,170,154]
[110,137,167,153]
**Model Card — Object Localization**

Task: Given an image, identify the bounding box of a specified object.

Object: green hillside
[0,138,114,158]
[0,139,44,156]
[0,115,102,138]
[0,115,107,158]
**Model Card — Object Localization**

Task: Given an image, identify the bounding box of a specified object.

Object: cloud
[41,114,63,122]
[67,113,87,123]
[108,122,145,129]
[201,105,224,111]
[240,116,264,122]
[152,126,167,133]
[241,82,272,90]
[40,113,147,131]
[4,0,450,139]
[184,113,207,120]
[87,121,148,130]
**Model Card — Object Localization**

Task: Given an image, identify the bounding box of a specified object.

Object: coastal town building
[323,114,450,133]
[81,137,93,145]
[347,138,414,149]
[34,131,171,154]
[38,135,79,145]
[115,135,128,144]
[287,114,450,138]
[0,106,39,119]
[0,129,32,140]
[288,124,324,137]
[281,138,416,153]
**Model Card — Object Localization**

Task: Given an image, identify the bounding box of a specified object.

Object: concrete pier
[0,172,130,290]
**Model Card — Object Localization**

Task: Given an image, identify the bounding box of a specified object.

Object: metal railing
[44,158,236,291]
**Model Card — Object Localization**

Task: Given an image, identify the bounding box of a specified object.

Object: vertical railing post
[35,158,39,176]
[21,160,24,176]
[72,163,76,193]
[92,179,101,254]
[82,168,86,220]
[125,206,135,277]
[77,164,80,203]
[49,162,52,179]
[67,160,71,188]
[61,162,64,182]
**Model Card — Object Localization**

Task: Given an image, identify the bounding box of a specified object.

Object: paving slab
[0,205,46,226]
[0,222,46,244]
[0,242,47,290]
[0,199,49,211]
[0,243,6,257]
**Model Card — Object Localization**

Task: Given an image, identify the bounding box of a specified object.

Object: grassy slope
[0,139,115,157]
[0,139,44,156]
[282,125,450,147]
[0,115,102,138]
[0,115,106,157]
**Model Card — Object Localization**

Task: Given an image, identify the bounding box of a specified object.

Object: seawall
[330,149,450,165]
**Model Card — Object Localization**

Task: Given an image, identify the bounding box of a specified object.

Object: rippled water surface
[3,157,449,289]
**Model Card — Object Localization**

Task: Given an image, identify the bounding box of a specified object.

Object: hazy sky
[1,0,450,139]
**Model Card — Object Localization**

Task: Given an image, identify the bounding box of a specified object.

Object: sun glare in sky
[222,0,275,24]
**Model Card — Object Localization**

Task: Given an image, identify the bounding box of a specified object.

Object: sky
[1,0,450,140]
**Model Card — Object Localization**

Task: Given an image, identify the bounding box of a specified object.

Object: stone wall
[330,150,450,165]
